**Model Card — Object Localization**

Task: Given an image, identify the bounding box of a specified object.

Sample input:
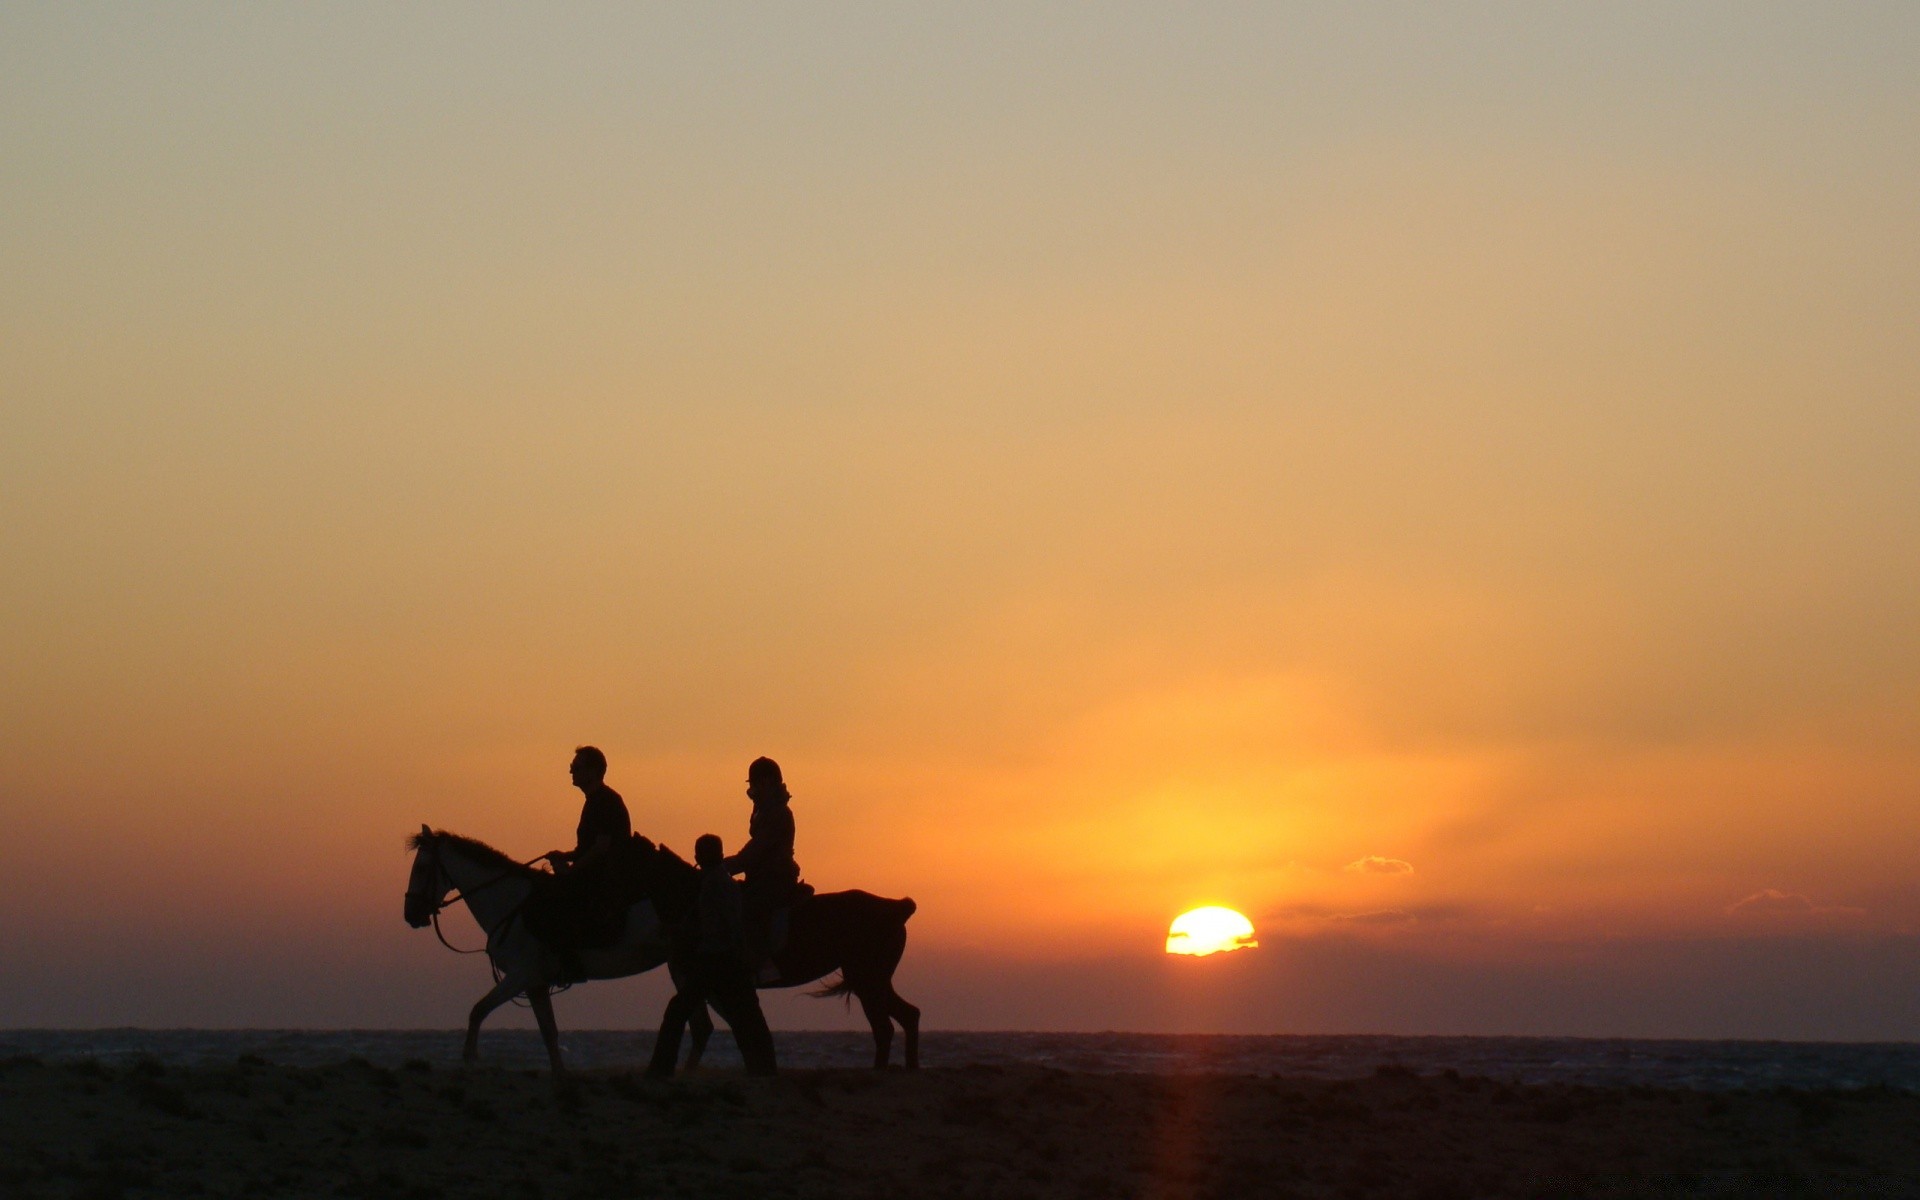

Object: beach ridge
[3,1055,1915,1198]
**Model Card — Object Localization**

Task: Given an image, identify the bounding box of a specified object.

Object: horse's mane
[654,842,691,871]
[636,840,698,916]
[409,829,543,878]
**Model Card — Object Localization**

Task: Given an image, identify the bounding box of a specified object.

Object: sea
[3,1030,1916,1091]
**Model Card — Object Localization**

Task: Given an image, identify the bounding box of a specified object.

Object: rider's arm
[726,807,793,875]
[722,838,755,875]
[572,833,615,866]
[547,830,614,871]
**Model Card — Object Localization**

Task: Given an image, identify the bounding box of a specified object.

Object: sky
[3,3,1918,1037]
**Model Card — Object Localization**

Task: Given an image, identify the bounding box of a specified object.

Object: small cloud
[1333,909,1415,924]
[1727,889,1865,918]
[1729,889,1815,915]
[1345,856,1414,875]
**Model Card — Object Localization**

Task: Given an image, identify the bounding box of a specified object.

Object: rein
[432,906,519,956]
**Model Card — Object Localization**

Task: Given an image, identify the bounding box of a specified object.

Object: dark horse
[631,841,920,1075]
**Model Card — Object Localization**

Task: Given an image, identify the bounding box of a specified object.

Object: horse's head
[639,839,701,919]
[404,824,448,928]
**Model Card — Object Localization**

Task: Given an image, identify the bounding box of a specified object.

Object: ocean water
[3,1029,1916,1091]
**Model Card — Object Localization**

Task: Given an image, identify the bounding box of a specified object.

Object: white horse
[402,825,711,1075]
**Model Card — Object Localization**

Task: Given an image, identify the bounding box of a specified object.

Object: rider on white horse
[548,745,631,869]
[532,744,632,980]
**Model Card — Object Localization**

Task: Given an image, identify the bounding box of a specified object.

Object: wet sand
[3,1054,1917,1198]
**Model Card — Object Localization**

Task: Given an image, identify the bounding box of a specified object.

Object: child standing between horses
[646,832,777,1075]
[688,833,767,1042]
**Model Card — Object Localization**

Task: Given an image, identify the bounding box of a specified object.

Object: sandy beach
[4,1055,1916,1199]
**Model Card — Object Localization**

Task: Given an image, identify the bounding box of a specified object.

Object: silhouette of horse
[630,841,920,1075]
[403,826,721,1075]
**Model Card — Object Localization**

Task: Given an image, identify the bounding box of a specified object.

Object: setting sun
[1165,907,1258,957]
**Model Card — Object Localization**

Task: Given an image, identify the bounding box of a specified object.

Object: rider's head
[570,745,608,789]
[694,833,724,867]
[747,756,789,804]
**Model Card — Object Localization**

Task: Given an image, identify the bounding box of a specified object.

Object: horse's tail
[810,974,857,1001]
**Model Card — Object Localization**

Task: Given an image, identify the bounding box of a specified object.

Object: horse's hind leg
[890,989,921,1071]
[685,1003,714,1070]
[857,989,894,1069]
[526,985,565,1077]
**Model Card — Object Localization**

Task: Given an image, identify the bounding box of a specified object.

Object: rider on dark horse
[726,756,806,982]
[533,745,632,980]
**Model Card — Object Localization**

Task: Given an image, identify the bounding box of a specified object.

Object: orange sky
[4,4,1919,1035]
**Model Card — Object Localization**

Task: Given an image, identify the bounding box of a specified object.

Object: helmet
[747,756,789,798]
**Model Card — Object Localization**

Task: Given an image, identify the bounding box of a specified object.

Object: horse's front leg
[685,1002,714,1070]
[464,973,527,1064]
[526,985,565,1077]
[646,992,695,1078]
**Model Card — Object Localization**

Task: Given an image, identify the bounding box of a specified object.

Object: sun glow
[1165,906,1258,956]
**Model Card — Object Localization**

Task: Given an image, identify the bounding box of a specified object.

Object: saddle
[525,838,650,952]
[753,881,814,982]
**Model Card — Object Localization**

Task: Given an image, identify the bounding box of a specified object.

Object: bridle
[409,836,543,957]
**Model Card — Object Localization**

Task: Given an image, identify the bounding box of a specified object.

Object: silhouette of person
[725,756,803,981]
[693,835,746,956]
[537,745,632,980]
[692,834,757,998]
[548,745,631,873]
[649,834,775,1075]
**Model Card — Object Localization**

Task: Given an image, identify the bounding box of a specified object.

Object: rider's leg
[550,931,587,983]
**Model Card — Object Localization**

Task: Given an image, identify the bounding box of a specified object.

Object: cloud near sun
[1345,857,1414,875]
[1726,890,1865,918]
